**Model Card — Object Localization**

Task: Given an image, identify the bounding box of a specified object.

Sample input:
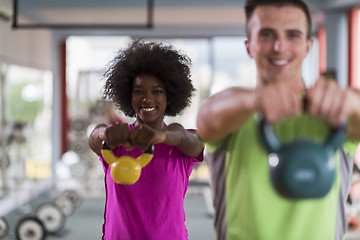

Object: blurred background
[0,0,359,239]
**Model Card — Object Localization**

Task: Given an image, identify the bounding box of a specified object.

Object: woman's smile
[131,74,167,128]
[140,106,157,112]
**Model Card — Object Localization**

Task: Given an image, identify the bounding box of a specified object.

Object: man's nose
[273,37,285,52]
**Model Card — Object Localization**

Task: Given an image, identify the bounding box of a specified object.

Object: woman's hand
[88,122,131,155]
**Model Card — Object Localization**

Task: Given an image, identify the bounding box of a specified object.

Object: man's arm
[196,82,303,142]
[196,88,258,142]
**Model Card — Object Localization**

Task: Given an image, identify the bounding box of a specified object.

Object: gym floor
[0,181,216,240]
[3,178,360,240]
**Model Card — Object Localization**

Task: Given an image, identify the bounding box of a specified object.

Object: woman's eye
[134,90,143,95]
[153,90,163,94]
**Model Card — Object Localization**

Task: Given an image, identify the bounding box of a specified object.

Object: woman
[88,39,204,240]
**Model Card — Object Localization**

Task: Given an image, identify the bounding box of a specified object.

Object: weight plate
[69,138,88,154]
[70,119,88,132]
[0,155,9,169]
[70,161,89,179]
[61,151,80,166]
[55,196,75,217]
[15,216,46,240]
[0,217,9,238]
[61,189,82,208]
[35,203,65,234]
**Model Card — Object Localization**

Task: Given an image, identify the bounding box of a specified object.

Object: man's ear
[304,37,313,57]
[245,40,253,58]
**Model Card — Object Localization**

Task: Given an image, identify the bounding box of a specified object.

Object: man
[196,0,360,239]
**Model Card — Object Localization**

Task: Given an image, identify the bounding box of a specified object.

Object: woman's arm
[129,123,204,158]
[88,124,107,156]
[162,123,204,158]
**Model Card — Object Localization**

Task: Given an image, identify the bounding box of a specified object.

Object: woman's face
[131,74,167,127]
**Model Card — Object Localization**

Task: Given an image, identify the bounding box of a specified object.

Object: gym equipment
[15,216,46,240]
[0,153,10,169]
[0,217,8,239]
[0,66,9,192]
[259,115,346,199]
[70,160,89,179]
[70,118,88,133]
[69,138,88,155]
[101,141,154,184]
[348,215,359,231]
[8,123,26,145]
[55,195,75,217]
[35,202,65,234]
[60,189,82,208]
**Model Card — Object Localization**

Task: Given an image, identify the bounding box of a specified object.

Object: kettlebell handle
[259,97,308,152]
[101,141,154,154]
[259,114,347,153]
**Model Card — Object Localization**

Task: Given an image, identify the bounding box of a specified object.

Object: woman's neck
[134,117,166,130]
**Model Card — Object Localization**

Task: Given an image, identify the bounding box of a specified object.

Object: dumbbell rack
[0,181,81,239]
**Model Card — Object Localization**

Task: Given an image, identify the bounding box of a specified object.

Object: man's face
[245,5,313,85]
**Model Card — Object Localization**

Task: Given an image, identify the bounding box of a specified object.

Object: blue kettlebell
[258,115,346,199]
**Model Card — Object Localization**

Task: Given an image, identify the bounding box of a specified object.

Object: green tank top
[206,113,344,240]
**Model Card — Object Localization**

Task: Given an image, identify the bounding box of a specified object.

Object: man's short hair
[245,0,312,39]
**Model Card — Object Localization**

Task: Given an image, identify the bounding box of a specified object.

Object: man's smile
[269,58,290,66]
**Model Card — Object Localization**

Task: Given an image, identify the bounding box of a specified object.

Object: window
[1,64,53,183]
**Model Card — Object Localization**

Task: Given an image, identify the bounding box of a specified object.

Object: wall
[0,20,53,70]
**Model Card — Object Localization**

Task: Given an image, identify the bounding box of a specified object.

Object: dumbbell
[0,153,10,169]
[35,202,66,235]
[258,114,346,199]
[55,195,75,217]
[0,217,8,239]
[101,141,154,184]
[60,189,82,208]
[70,118,88,133]
[69,138,88,155]
[70,160,89,179]
[15,216,46,240]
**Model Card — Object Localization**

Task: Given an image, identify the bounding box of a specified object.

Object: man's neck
[257,76,306,92]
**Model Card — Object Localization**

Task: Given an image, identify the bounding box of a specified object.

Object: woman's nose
[142,93,153,103]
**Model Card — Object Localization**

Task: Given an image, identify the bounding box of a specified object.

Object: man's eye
[260,32,274,39]
[288,33,301,39]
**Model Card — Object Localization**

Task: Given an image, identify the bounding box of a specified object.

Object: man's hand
[306,76,360,140]
[257,81,303,123]
[306,77,348,127]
